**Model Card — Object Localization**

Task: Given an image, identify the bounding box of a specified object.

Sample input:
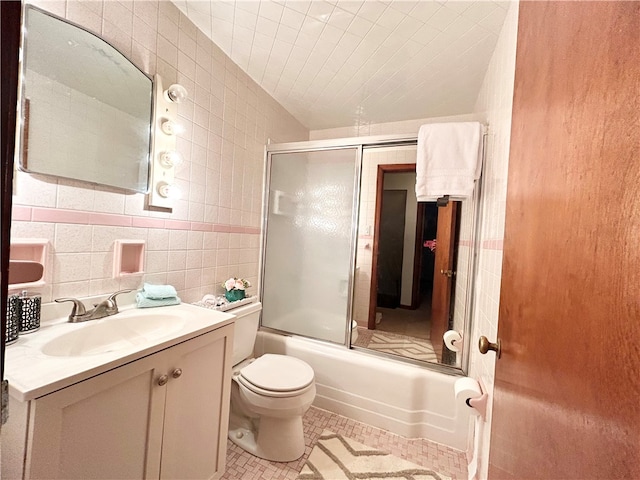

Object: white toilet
[226,301,316,462]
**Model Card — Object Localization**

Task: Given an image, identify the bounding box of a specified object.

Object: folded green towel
[141,283,178,300]
[136,292,181,308]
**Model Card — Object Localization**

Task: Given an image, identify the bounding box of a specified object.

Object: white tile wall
[12,0,308,304]
[176,1,510,129]
[468,2,519,478]
[310,112,480,140]
[452,197,475,335]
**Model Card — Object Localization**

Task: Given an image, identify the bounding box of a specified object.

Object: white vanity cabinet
[7,325,233,480]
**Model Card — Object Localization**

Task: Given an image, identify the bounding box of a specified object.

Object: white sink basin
[42,313,186,357]
[6,302,235,402]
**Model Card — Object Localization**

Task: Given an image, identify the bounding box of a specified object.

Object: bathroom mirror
[351,144,478,371]
[18,6,153,193]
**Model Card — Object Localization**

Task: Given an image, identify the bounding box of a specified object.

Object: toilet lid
[239,354,314,392]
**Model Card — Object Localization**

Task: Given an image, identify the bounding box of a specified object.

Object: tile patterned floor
[353,328,438,362]
[375,303,432,340]
[220,406,467,480]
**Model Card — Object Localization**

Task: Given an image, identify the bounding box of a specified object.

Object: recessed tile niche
[113,240,145,278]
[9,239,47,289]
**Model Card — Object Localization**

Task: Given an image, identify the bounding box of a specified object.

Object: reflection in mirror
[351,145,476,370]
[19,6,152,193]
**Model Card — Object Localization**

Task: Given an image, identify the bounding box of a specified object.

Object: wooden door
[489,2,640,478]
[430,202,458,362]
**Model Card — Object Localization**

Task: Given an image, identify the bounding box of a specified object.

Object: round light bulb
[156,182,182,199]
[166,84,188,103]
[160,119,176,135]
[159,151,183,168]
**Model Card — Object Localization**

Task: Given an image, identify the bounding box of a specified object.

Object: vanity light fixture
[147,74,188,210]
[156,181,181,199]
[156,182,171,198]
[159,151,183,168]
[160,119,176,135]
[165,83,188,104]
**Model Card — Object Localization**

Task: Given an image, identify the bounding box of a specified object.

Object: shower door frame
[260,139,367,347]
[260,134,481,376]
[260,134,422,348]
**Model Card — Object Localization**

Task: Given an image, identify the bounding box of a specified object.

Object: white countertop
[4,302,235,402]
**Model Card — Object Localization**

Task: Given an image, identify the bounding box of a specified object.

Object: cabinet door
[27,353,168,480]
[160,326,233,480]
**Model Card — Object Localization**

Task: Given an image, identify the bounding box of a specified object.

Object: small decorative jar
[225,289,245,302]
[18,290,41,334]
[5,294,20,345]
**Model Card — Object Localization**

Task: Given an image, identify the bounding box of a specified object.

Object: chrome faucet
[55,289,133,323]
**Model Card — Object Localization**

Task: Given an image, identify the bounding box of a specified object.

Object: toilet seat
[238,354,314,398]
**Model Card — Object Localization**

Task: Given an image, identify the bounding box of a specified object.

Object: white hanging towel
[415,122,483,201]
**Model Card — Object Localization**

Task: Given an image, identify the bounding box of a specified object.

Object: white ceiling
[171,0,510,130]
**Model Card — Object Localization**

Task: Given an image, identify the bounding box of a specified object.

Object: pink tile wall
[468,2,519,479]
[12,0,308,303]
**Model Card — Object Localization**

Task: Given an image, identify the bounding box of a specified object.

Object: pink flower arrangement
[223,277,251,292]
[424,239,437,252]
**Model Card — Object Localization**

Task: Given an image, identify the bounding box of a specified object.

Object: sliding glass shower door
[261,147,360,344]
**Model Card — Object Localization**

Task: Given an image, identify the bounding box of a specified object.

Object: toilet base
[229,415,306,462]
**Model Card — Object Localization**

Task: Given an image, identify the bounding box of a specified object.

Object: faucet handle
[54,298,87,317]
[106,289,134,308]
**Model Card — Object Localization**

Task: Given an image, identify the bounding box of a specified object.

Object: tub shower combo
[257,135,483,450]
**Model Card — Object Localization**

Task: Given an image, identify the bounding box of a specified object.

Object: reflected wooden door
[489,1,640,477]
[430,202,458,362]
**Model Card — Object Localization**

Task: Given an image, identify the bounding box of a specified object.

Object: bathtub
[263,308,356,344]
[254,331,471,451]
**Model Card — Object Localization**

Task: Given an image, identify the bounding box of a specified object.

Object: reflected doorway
[375,198,438,336]
[377,189,408,309]
[354,162,459,365]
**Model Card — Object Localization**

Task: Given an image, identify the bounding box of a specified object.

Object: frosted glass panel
[262,148,358,344]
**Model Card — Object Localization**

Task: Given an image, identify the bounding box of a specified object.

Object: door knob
[172,368,183,379]
[440,269,455,277]
[157,374,169,386]
[478,336,501,359]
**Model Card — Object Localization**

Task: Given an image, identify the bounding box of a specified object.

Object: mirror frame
[17,5,153,194]
[354,141,481,375]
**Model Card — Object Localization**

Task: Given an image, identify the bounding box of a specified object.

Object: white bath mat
[354,329,438,363]
[297,431,451,480]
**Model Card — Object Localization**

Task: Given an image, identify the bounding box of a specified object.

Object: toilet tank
[228,301,262,366]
